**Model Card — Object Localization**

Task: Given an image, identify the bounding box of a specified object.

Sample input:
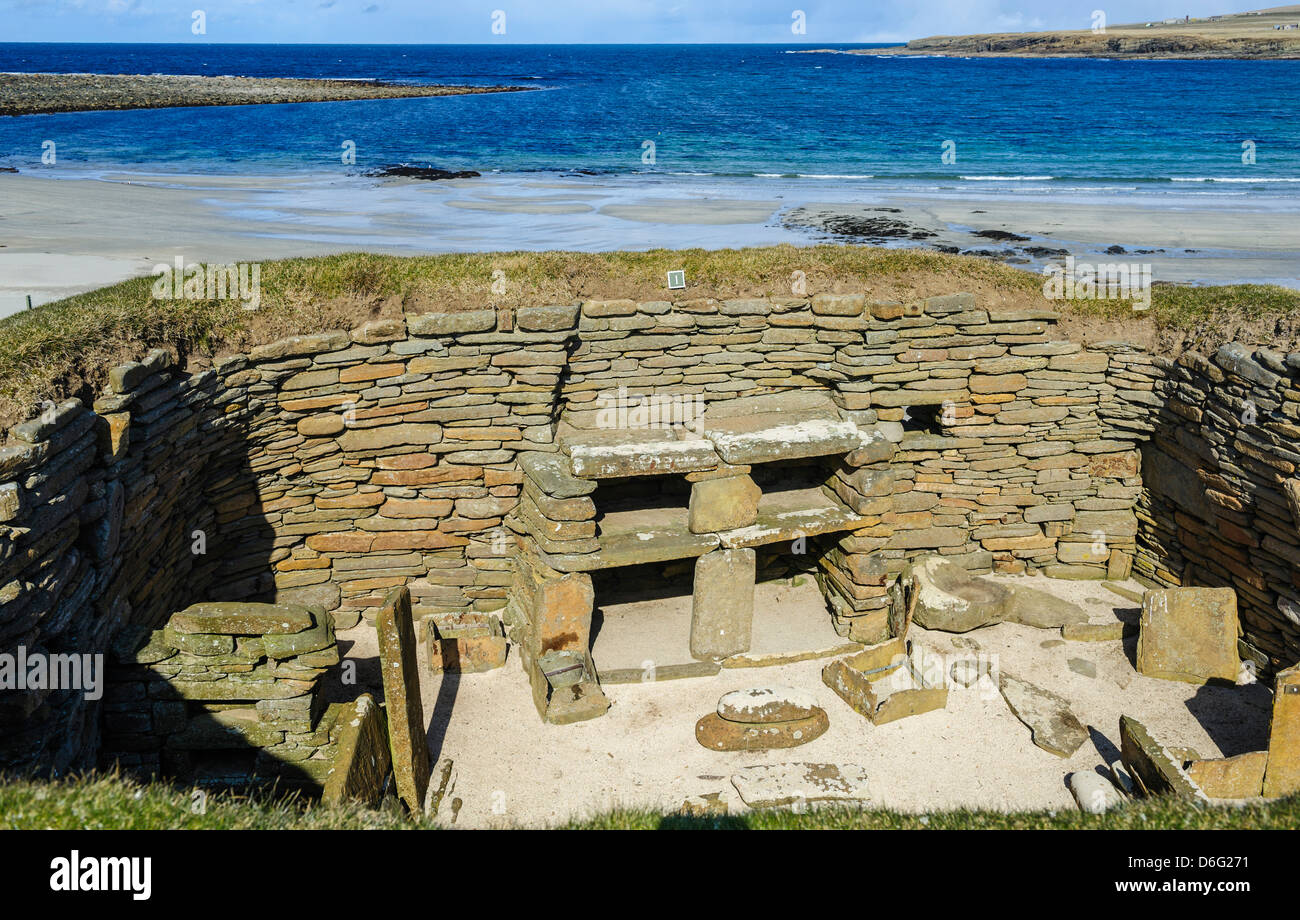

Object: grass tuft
[2,770,1297,830]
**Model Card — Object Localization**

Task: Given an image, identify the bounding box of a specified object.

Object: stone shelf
[538,486,866,572]
[557,391,872,479]
[718,486,871,549]
[559,428,718,479]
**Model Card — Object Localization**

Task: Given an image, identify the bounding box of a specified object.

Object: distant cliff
[805,7,1300,60]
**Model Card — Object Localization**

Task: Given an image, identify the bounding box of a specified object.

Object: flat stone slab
[999,674,1088,758]
[519,451,596,499]
[1136,587,1240,684]
[598,660,721,684]
[717,686,820,724]
[321,694,391,809]
[560,429,719,478]
[718,502,869,550]
[597,526,721,569]
[1187,751,1268,799]
[170,602,314,636]
[730,762,872,809]
[701,411,864,465]
[1263,664,1300,798]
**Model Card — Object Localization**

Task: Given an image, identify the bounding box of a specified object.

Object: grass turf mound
[2,246,1298,430]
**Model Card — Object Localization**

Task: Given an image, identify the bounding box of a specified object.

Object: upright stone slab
[1136,588,1239,684]
[376,586,430,813]
[1263,664,1300,798]
[688,472,761,533]
[321,694,391,808]
[691,548,756,660]
[1119,715,1207,801]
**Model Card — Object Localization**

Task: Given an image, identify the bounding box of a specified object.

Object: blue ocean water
[2,42,1299,190]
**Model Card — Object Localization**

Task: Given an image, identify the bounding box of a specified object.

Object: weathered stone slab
[688,472,760,533]
[583,526,718,571]
[376,586,430,814]
[717,686,819,724]
[1136,588,1239,684]
[691,548,755,659]
[718,503,868,550]
[907,556,1089,634]
[261,609,335,659]
[730,763,872,809]
[1263,664,1300,798]
[999,674,1088,758]
[407,309,496,335]
[517,303,580,332]
[519,451,596,499]
[695,709,829,751]
[702,412,863,465]
[908,556,1005,632]
[1119,715,1207,801]
[170,602,314,636]
[561,429,719,478]
[1187,751,1267,799]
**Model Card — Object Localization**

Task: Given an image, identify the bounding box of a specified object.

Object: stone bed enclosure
[3,290,1299,789]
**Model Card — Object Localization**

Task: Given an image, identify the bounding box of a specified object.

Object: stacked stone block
[100,601,341,786]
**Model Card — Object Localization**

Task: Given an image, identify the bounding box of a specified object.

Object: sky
[0,0,1270,44]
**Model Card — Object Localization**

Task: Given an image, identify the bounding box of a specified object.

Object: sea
[5,43,1300,185]
[2,42,1299,263]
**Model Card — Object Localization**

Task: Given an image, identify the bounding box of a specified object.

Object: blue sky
[0,0,1265,43]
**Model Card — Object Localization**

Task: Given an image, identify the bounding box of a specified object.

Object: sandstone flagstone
[376,586,431,813]
[999,674,1088,758]
[730,762,872,809]
[1136,588,1240,684]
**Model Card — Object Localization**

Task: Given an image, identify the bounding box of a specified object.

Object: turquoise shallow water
[2,42,1299,193]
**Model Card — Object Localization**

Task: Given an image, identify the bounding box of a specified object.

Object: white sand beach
[3,169,1299,317]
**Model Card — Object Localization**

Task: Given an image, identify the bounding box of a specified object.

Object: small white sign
[666,270,686,290]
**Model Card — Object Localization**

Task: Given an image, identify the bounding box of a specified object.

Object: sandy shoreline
[0,72,530,117]
[2,169,1298,317]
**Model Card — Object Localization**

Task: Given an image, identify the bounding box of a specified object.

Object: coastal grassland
[3,770,1297,830]
[854,5,1300,59]
[2,246,1299,430]
[0,73,528,117]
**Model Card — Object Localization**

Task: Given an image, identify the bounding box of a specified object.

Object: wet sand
[2,169,1298,317]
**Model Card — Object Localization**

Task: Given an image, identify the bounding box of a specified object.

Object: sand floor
[332,573,1274,828]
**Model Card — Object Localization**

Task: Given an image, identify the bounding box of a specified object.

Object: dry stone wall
[1111,344,1300,676]
[0,291,1198,773]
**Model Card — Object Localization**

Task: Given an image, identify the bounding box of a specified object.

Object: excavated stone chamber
[5,289,1299,768]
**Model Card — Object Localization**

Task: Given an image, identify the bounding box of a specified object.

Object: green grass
[3,770,1296,830]
[2,246,1298,430]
